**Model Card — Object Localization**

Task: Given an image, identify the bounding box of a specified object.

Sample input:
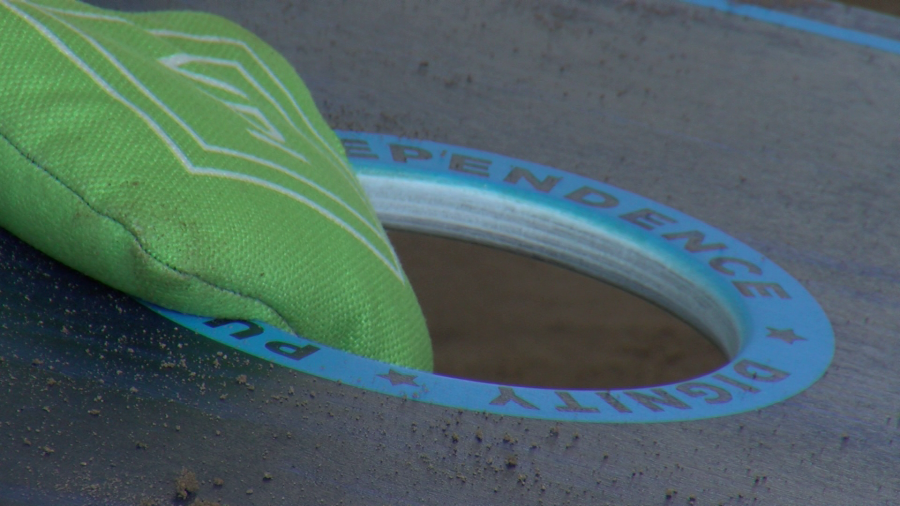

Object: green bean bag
[0,0,432,370]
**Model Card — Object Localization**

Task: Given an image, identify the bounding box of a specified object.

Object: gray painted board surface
[3,0,899,504]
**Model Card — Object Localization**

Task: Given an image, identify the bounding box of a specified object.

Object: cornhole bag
[0,0,432,370]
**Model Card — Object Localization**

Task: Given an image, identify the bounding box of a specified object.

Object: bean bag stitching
[0,127,293,331]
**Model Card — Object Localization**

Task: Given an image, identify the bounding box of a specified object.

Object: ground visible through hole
[388,230,728,390]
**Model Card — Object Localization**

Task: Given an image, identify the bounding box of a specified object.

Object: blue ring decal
[145,131,834,423]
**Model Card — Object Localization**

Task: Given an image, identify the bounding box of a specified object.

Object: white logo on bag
[2,0,405,282]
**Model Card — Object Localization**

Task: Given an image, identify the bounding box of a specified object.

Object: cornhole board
[1,0,898,504]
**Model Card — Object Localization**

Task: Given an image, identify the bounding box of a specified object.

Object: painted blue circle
[145,131,834,423]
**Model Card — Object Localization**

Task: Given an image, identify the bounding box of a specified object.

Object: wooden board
[2,0,899,504]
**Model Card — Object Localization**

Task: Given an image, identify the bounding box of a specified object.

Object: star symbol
[766,327,807,344]
[377,369,419,387]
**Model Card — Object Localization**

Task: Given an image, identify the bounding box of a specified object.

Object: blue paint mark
[677,0,900,55]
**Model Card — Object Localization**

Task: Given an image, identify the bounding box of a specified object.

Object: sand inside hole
[389,230,728,390]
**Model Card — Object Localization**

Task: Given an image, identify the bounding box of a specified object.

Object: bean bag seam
[0,127,293,331]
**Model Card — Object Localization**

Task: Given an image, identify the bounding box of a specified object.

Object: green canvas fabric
[0,0,433,370]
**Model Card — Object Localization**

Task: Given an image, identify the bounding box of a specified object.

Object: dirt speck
[174,468,200,500]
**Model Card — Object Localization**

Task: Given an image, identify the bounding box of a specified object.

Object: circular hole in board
[390,230,728,390]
